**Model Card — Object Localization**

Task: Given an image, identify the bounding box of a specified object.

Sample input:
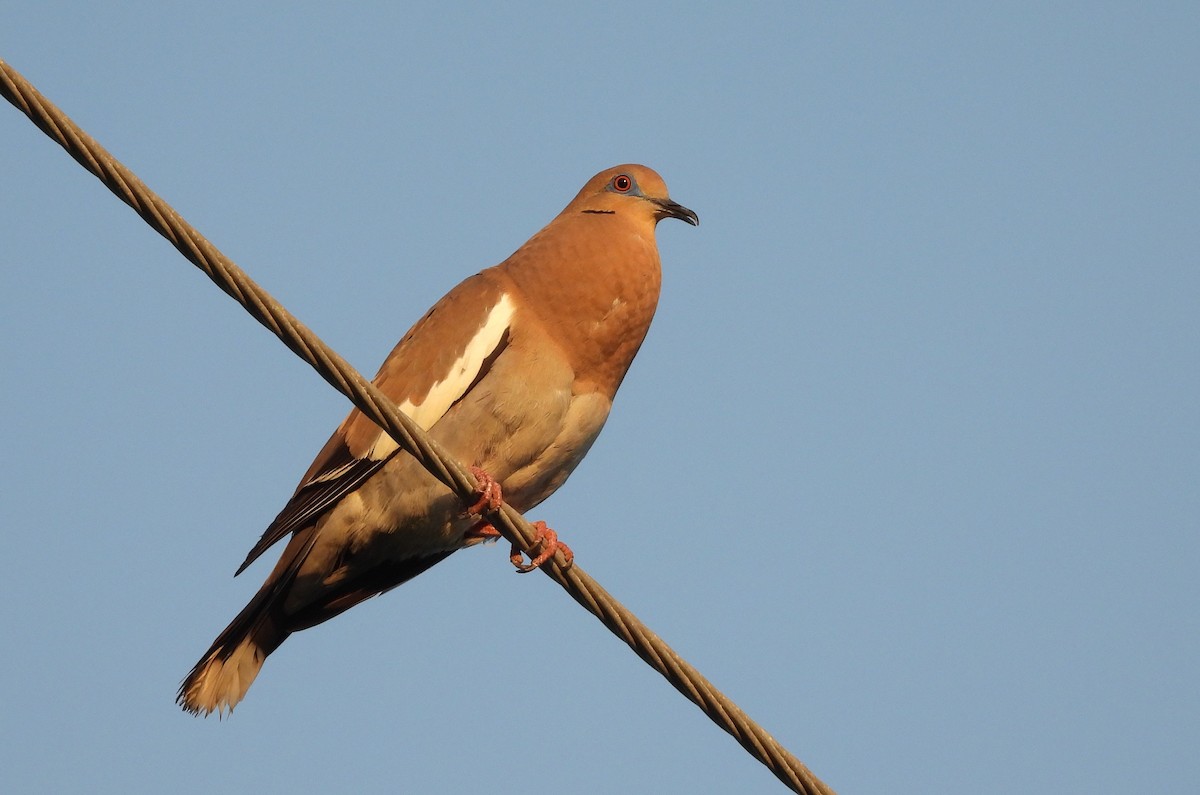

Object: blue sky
[2,4,1197,793]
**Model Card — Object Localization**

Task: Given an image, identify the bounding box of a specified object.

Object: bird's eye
[611,174,633,193]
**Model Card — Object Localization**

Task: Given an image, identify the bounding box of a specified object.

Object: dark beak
[653,198,700,226]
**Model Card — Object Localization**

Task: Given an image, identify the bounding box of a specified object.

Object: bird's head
[566,164,699,227]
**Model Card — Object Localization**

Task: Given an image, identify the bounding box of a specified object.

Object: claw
[461,475,573,573]
[463,520,502,544]
[464,465,503,516]
[512,521,574,574]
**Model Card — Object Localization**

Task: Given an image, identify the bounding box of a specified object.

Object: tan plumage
[178,164,698,715]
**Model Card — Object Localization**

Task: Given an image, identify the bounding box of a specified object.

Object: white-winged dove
[178,164,697,715]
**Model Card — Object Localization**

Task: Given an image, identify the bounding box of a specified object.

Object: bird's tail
[177,587,288,716]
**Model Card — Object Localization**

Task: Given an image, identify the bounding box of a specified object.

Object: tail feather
[177,589,288,716]
[178,538,455,715]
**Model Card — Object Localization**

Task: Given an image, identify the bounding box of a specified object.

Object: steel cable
[2,57,835,795]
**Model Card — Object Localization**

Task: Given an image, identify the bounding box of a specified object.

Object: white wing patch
[366,293,515,460]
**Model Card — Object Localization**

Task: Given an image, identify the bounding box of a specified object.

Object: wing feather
[234,272,515,575]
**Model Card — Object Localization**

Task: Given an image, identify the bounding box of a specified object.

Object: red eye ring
[611,174,633,193]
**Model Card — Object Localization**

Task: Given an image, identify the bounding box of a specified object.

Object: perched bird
[178,164,698,715]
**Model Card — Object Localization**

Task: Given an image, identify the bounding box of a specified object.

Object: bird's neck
[500,218,663,396]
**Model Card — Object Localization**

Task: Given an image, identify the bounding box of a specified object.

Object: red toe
[512,521,573,573]
[464,465,503,516]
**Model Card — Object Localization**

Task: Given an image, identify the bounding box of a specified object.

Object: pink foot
[511,521,574,574]
[463,520,502,544]
[464,465,503,516]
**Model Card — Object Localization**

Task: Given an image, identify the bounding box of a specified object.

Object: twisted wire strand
[2,57,835,795]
